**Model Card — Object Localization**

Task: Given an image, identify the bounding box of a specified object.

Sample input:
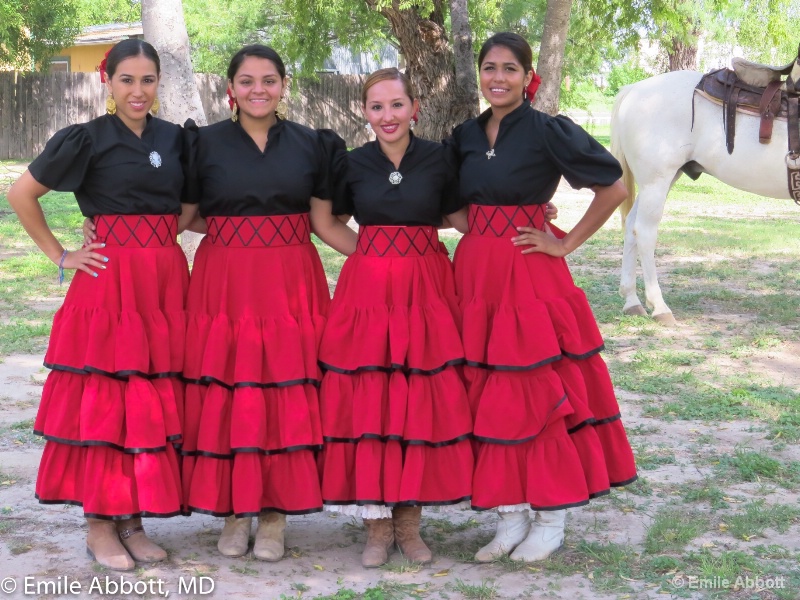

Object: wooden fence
[289,74,369,148]
[0,72,367,160]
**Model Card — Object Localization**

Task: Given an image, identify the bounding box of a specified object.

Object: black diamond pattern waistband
[357,225,440,257]
[206,214,311,247]
[467,204,548,237]
[93,215,178,247]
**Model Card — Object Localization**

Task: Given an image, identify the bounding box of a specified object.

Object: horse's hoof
[623,305,648,316]
[653,312,678,326]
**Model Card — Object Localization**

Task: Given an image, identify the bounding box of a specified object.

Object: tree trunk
[667,36,698,71]
[448,0,480,117]
[141,0,207,260]
[533,0,573,116]
[371,0,476,140]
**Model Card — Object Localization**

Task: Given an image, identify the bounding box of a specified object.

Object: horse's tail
[610,85,637,228]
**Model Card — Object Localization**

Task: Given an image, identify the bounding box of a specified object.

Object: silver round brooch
[149,151,162,168]
[389,171,403,185]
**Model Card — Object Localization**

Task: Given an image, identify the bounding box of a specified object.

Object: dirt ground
[3,355,798,600]
[0,179,798,600]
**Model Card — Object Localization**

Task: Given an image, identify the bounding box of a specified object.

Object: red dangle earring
[410,109,419,130]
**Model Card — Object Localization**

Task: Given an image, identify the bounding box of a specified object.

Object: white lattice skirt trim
[496,503,533,513]
[324,504,393,519]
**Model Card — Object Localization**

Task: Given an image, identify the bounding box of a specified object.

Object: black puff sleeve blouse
[331,133,462,226]
[451,99,622,206]
[27,114,185,216]
[183,118,335,217]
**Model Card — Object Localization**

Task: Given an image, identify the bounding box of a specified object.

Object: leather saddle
[696,48,800,154]
[694,44,800,203]
[731,56,795,88]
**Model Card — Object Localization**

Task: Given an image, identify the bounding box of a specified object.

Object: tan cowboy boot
[116,517,168,563]
[217,516,252,557]
[253,511,286,561]
[361,518,395,568]
[86,518,135,571]
[474,510,530,562]
[510,509,566,562]
[392,507,432,564]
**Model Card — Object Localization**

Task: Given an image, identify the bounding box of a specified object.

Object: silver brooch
[486,149,496,160]
[149,151,162,168]
[389,171,403,185]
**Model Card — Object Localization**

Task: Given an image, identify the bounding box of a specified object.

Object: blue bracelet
[58,250,68,285]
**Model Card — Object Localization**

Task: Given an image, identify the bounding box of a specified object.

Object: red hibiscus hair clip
[525,71,542,102]
[98,48,112,83]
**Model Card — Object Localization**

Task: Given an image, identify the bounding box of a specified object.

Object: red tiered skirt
[34,215,187,519]
[181,214,328,516]
[318,226,473,511]
[454,205,637,511]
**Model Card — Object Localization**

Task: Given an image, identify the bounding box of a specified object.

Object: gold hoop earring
[231,100,239,123]
[150,97,160,115]
[276,98,288,120]
[106,95,117,115]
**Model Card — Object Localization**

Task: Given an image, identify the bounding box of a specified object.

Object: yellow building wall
[56,44,114,73]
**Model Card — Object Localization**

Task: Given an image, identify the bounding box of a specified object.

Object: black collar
[476,99,532,129]
[369,130,418,161]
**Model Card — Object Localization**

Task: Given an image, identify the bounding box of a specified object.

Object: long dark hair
[478,32,533,73]
[105,38,160,78]
[227,44,286,81]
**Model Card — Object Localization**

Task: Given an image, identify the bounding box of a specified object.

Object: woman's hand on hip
[511,226,568,257]
[61,243,108,278]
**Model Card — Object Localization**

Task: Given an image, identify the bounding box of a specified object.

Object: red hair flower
[98,48,112,83]
[226,87,236,110]
[526,71,542,102]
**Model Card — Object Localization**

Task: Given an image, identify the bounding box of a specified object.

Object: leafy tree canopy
[76,0,141,26]
[1,0,80,69]
[64,0,798,102]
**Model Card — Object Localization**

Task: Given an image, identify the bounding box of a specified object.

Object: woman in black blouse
[7,39,190,571]
[311,68,473,567]
[178,45,337,562]
[449,32,638,563]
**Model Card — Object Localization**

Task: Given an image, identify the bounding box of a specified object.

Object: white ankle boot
[474,510,530,562]
[510,509,565,562]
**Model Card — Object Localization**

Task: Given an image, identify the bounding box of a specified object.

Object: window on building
[50,57,70,72]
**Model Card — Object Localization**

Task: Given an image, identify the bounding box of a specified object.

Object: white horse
[610,62,800,325]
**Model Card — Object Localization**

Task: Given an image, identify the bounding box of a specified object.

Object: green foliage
[183,0,285,76]
[0,0,80,70]
[273,0,387,77]
[76,0,140,26]
[733,0,800,63]
[605,59,649,95]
